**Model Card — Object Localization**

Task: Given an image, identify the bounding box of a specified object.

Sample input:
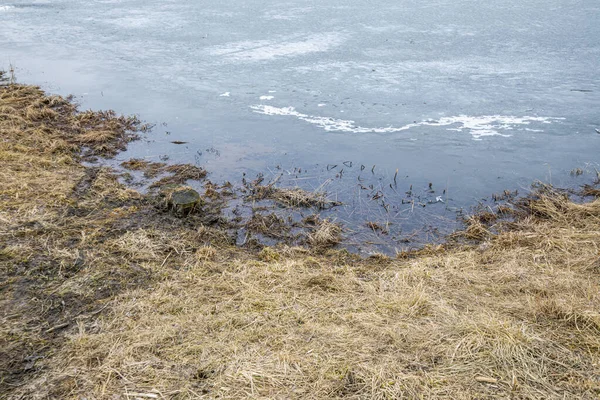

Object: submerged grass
[1,82,600,399]
[121,158,207,187]
[247,178,341,210]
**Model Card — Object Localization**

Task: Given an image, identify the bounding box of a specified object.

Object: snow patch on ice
[250,105,562,140]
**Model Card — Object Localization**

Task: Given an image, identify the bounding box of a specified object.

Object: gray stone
[166,186,201,214]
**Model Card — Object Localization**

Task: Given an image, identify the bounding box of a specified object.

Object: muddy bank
[1,81,599,399]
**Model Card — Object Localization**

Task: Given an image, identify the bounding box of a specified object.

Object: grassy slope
[1,83,599,399]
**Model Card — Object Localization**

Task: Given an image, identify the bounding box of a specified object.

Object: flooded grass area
[2,81,600,398]
[112,153,467,254]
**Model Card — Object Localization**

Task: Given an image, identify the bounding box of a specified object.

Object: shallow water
[2,0,599,252]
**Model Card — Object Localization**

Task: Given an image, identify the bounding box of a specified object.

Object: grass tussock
[1,82,600,399]
[581,184,600,198]
[308,218,343,249]
[247,212,290,239]
[121,158,207,187]
[271,187,341,209]
[249,180,341,210]
[121,158,167,178]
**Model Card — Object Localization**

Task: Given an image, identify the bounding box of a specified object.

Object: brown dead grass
[309,218,343,249]
[249,182,341,210]
[1,83,600,399]
[247,212,290,239]
[121,158,167,178]
[121,159,207,186]
[0,85,145,160]
[581,184,600,198]
[150,164,207,188]
[271,187,341,209]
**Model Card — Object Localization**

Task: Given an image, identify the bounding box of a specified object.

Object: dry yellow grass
[308,219,343,248]
[247,181,341,210]
[1,83,599,399]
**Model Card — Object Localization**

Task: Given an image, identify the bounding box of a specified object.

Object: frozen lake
[2,0,599,250]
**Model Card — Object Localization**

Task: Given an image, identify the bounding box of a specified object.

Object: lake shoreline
[1,81,599,398]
